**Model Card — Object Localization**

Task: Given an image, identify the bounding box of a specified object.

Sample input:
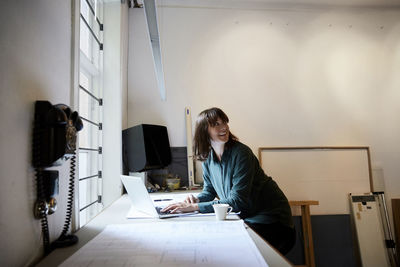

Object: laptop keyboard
[155,206,171,215]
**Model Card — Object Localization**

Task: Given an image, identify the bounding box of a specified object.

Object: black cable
[36,168,51,255]
[62,153,75,236]
[52,152,78,248]
[32,116,51,255]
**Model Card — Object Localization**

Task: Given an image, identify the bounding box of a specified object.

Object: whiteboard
[350,195,390,267]
[259,147,372,215]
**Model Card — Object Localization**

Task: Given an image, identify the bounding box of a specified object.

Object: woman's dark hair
[193,107,238,161]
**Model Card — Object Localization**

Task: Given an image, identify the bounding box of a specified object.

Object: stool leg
[301,205,315,267]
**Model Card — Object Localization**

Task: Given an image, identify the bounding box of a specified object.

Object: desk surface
[37,194,293,267]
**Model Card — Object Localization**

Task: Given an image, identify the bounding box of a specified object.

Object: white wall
[0,1,128,266]
[121,3,129,130]
[127,2,400,208]
[102,1,129,208]
[0,0,73,266]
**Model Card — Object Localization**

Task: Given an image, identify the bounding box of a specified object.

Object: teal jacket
[197,141,293,227]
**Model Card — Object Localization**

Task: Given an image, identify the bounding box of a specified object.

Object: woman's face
[208,118,229,144]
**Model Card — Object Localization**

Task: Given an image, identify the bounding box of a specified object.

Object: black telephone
[32,100,83,255]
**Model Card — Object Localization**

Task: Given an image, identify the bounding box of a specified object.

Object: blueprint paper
[126,205,239,219]
[60,220,268,267]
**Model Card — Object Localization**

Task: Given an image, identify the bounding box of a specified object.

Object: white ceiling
[231,0,400,4]
[160,0,400,8]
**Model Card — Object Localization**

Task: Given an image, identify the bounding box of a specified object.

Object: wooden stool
[289,200,319,267]
[392,199,400,265]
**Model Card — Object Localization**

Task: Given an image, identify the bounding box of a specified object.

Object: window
[78,0,104,227]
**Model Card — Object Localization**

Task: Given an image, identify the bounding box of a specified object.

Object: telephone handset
[32,101,83,255]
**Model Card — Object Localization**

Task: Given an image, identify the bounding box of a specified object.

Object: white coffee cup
[212,204,233,221]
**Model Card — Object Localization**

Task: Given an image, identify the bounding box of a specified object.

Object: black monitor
[122,124,172,173]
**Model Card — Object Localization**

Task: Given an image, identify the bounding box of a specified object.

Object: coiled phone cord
[52,152,78,248]
[32,122,51,255]
[61,152,75,236]
[36,168,51,255]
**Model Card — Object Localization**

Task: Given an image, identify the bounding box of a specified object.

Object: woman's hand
[184,194,199,204]
[161,202,199,214]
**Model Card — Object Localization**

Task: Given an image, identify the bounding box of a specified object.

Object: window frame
[73,0,105,229]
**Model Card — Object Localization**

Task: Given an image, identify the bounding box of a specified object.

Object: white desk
[37,195,293,267]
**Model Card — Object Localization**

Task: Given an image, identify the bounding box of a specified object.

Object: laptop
[120,175,199,219]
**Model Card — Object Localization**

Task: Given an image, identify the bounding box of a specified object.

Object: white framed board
[258,147,372,215]
[350,194,391,267]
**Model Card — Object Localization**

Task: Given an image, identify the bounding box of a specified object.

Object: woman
[162,107,295,255]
